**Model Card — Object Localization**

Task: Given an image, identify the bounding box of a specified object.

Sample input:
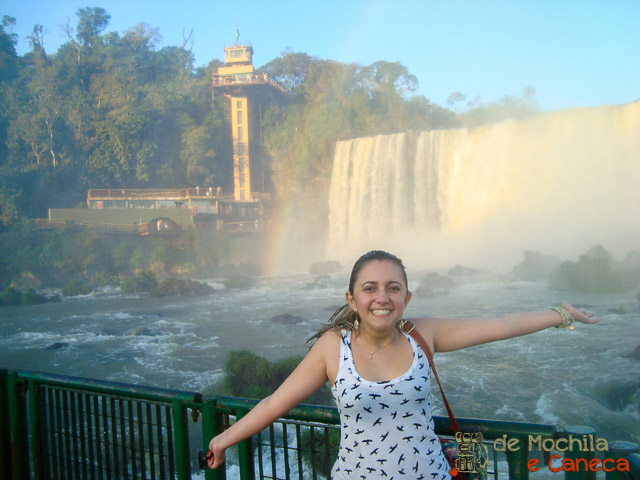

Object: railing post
[606,441,639,480]
[235,409,255,480]
[505,435,530,480]
[0,370,12,480]
[28,379,49,480]
[172,400,191,480]
[627,453,640,480]
[7,372,29,480]
[564,426,597,480]
[202,400,227,480]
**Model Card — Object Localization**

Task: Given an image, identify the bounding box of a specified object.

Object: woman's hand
[206,436,226,469]
[561,302,601,325]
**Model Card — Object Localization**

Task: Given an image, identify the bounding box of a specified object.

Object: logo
[448,432,489,478]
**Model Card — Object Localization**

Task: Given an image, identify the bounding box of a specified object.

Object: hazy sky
[3,0,639,111]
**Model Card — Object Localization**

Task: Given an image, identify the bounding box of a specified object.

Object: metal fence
[2,369,639,480]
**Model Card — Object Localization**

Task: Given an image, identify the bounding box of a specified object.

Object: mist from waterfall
[327,101,640,269]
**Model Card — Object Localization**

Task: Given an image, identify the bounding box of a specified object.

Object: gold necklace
[360,333,397,360]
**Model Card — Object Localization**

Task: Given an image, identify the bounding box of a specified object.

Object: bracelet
[552,305,575,330]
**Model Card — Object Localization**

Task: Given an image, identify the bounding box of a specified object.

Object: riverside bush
[0,287,52,306]
[511,250,562,281]
[120,271,158,293]
[20,288,48,305]
[62,279,92,297]
[549,245,639,293]
[149,278,214,297]
[221,350,332,404]
[414,272,454,297]
[221,350,337,470]
[0,287,21,305]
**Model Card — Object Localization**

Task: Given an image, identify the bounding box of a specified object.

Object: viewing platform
[2,368,639,480]
[34,189,270,236]
[211,73,286,95]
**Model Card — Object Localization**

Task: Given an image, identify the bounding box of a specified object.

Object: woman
[207,250,600,478]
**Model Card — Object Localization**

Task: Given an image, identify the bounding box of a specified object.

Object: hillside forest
[0,8,540,289]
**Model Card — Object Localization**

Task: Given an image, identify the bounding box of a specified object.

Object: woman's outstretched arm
[207,331,338,469]
[414,302,600,353]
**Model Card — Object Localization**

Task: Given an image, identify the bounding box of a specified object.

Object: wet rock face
[270,313,306,325]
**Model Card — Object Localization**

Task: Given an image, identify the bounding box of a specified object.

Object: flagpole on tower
[235,23,239,45]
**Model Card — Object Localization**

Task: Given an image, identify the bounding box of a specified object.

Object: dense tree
[0,7,234,220]
[260,52,462,237]
[0,6,538,287]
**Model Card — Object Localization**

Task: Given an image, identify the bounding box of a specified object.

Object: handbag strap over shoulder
[400,319,462,433]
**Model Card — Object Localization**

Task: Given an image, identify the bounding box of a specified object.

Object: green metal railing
[2,368,639,480]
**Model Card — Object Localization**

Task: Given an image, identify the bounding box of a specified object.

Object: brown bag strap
[401,319,461,433]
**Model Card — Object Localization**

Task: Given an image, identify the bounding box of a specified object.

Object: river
[1,269,638,451]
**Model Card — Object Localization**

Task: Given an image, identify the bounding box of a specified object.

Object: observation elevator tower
[211,38,287,202]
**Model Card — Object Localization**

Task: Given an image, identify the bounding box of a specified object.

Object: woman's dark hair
[306,250,409,344]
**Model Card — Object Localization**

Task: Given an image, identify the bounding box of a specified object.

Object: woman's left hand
[561,302,601,325]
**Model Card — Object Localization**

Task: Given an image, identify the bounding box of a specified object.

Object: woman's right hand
[206,436,226,469]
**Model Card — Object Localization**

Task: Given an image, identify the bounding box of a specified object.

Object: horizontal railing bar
[433,415,557,439]
[216,396,340,424]
[16,370,202,404]
[629,453,640,478]
[218,396,556,439]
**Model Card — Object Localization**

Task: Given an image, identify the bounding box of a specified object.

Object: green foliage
[0,287,21,305]
[120,271,158,293]
[0,221,262,290]
[549,245,639,293]
[0,286,51,306]
[19,288,48,305]
[511,250,562,281]
[449,86,539,128]
[299,428,340,473]
[130,247,150,271]
[62,278,92,296]
[221,350,332,405]
[260,52,462,246]
[111,241,133,272]
[149,277,213,297]
[414,272,454,297]
[223,350,276,398]
[0,7,229,226]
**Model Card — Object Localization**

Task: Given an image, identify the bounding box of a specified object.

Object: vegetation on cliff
[511,245,640,294]
[0,8,538,284]
[221,350,332,405]
[0,222,262,292]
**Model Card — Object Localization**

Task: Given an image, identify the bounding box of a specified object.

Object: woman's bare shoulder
[404,316,446,343]
[311,329,342,351]
[307,329,342,385]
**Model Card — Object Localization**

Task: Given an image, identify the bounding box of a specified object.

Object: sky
[2,0,639,112]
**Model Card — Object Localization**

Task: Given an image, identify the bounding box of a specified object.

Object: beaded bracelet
[552,305,575,330]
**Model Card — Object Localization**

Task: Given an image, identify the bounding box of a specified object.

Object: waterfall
[326,101,640,268]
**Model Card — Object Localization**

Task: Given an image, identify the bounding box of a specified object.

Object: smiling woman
[205,249,601,479]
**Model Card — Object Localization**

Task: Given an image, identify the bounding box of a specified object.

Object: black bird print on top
[330,330,451,480]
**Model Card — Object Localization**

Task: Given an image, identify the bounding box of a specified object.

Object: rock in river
[270,313,306,325]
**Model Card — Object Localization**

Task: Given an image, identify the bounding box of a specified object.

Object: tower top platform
[212,44,286,96]
[223,45,254,65]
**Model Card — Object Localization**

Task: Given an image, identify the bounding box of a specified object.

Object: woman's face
[346,259,411,332]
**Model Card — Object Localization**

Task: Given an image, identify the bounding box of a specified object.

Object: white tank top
[330,329,451,480]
